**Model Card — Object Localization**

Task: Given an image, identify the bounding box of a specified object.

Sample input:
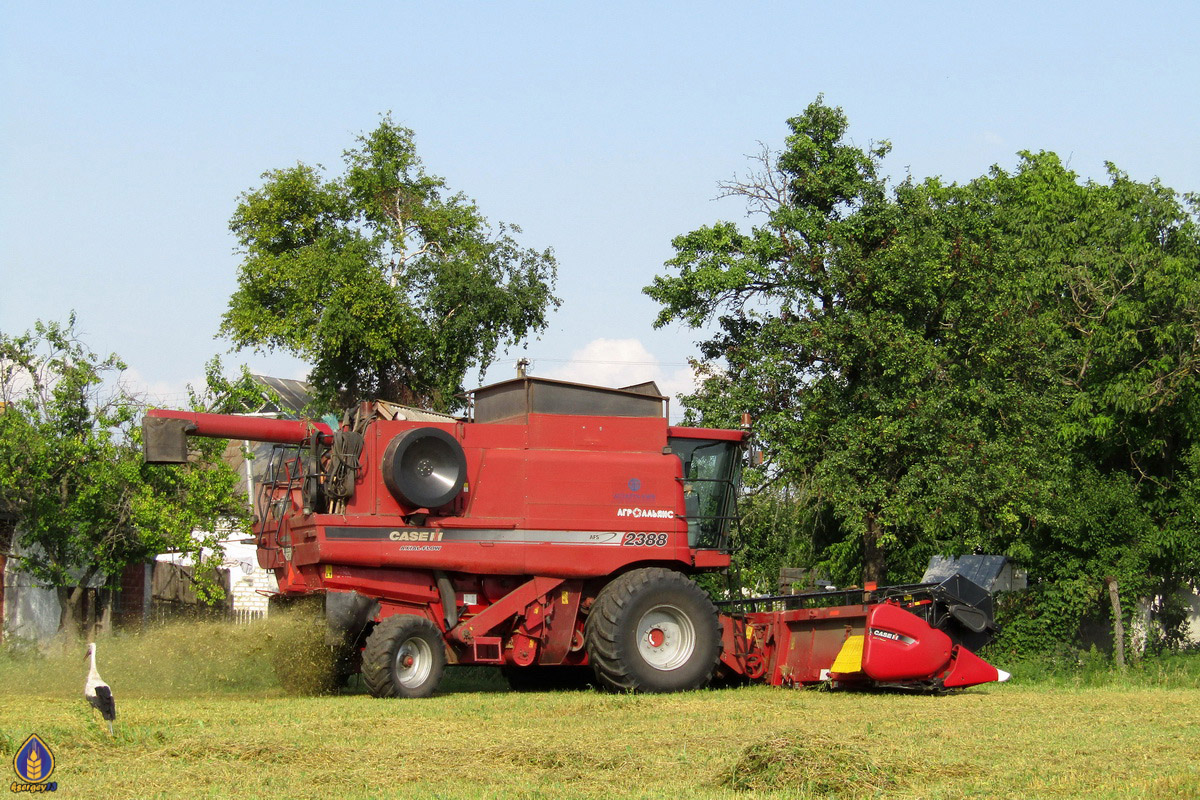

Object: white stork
[84,642,116,735]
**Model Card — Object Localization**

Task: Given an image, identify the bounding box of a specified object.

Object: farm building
[0,375,306,644]
[1,527,277,643]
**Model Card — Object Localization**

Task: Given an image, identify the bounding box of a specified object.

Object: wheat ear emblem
[25,749,43,781]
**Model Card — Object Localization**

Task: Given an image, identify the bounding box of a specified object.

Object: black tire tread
[361,615,446,699]
[585,567,720,693]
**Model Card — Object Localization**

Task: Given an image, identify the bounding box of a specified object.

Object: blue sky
[3,2,1197,410]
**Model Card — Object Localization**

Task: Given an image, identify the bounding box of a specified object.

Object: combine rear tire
[585,568,721,693]
[362,615,446,698]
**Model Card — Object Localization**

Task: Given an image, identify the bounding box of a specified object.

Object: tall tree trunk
[0,555,6,646]
[0,550,6,646]
[57,586,83,640]
[97,585,113,635]
[56,565,100,640]
[84,588,97,640]
[0,519,12,645]
[1106,577,1126,670]
[1130,597,1152,656]
[863,511,885,586]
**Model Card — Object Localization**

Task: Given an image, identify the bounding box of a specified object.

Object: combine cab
[144,377,1007,696]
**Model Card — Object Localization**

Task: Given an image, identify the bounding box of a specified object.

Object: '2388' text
[620,532,669,547]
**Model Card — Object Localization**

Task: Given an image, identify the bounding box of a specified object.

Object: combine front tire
[585,568,721,693]
[362,615,446,698]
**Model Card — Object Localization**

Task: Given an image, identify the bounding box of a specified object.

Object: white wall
[2,565,60,642]
[221,538,278,616]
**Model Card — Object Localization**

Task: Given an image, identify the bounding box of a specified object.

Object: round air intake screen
[381,427,467,510]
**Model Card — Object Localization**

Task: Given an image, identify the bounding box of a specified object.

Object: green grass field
[2,620,1198,799]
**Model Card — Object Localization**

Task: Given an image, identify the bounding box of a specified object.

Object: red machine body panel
[350,415,691,534]
[222,407,729,588]
[941,645,1003,688]
[718,600,1001,690]
[145,377,1006,694]
[861,602,954,682]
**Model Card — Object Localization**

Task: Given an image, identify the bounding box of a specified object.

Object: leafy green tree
[0,318,247,636]
[977,154,1200,651]
[190,355,293,417]
[647,97,1066,585]
[221,115,560,412]
[648,97,1200,649]
[726,482,828,594]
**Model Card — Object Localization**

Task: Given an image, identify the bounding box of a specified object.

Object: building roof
[250,374,313,415]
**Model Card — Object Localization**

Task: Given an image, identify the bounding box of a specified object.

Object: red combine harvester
[144,377,1008,697]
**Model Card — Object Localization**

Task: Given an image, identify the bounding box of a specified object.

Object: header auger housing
[145,376,1007,696]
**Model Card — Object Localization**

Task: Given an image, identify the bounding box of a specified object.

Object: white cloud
[0,357,36,399]
[981,130,1005,147]
[1,358,196,411]
[537,338,699,419]
[117,367,199,409]
[540,338,659,387]
[117,357,310,410]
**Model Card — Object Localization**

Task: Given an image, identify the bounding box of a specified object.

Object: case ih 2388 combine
[144,377,1008,697]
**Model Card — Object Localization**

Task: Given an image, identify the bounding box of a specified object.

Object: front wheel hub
[636,604,696,671]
